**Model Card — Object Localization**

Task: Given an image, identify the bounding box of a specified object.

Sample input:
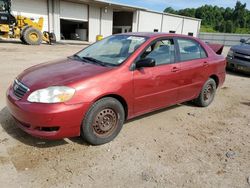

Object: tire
[20,26,30,44]
[81,97,125,145]
[20,35,26,44]
[194,78,217,107]
[23,27,43,45]
[49,32,56,44]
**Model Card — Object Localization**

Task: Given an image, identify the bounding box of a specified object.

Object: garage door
[12,0,49,32]
[60,1,88,21]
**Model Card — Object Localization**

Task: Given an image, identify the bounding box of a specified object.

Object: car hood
[231,44,250,55]
[17,58,113,90]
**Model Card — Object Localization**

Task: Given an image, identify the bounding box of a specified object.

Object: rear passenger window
[177,39,207,61]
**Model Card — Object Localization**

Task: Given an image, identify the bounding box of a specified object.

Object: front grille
[13,79,30,99]
[235,52,250,62]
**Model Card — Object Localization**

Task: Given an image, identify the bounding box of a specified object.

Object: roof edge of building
[94,0,201,22]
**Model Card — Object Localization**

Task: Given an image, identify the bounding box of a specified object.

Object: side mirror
[136,58,156,69]
[240,39,246,43]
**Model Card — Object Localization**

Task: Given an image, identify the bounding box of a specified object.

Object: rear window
[177,39,207,61]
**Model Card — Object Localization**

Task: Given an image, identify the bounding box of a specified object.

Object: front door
[133,38,182,115]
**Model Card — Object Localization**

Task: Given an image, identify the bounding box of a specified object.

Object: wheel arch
[209,74,219,88]
[94,94,128,120]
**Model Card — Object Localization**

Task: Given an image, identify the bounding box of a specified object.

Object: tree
[225,20,234,33]
[233,1,247,28]
[164,1,250,34]
[164,7,176,14]
[224,7,233,21]
[178,8,196,17]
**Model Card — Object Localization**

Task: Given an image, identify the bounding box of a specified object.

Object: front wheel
[194,78,217,107]
[81,97,125,145]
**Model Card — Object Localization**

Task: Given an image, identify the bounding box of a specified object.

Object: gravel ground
[0,42,249,188]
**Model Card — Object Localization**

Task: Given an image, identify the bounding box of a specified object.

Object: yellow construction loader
[0,0,56,45]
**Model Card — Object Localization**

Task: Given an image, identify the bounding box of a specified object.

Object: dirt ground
[0,41,249,188]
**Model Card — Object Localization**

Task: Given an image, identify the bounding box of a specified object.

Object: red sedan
[6,33,226,145]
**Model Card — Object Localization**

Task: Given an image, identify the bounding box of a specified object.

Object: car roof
[118,32,194,39]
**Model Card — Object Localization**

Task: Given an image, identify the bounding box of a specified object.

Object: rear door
[175,38,209,102]
[133,38,182,115]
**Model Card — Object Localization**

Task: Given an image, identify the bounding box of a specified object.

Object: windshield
[76,35,147,66]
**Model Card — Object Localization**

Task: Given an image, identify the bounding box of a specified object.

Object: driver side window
[140,39,175,65]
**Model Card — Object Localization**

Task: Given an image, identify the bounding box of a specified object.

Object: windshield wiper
[82,56,111,67]
[68,54,85,61]
[69,55,113,67]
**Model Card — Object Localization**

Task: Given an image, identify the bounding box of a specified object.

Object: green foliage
[164,1,250,34]
[235,27,250,34]
[200,26,216,33]
[164,7,176,14]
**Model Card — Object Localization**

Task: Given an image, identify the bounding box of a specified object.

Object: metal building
[11,0,201,42]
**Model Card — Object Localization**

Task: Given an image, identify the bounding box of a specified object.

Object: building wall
[60,1,88,21]
[89,6,113,42]
[100,7,113,38]
[11,0,201,42]
[135,10,200,37]
[48,0,53,33]
[162,15,183,34]
[52,0,61,41]
[89,6,101,42]
[12,0,49,32]
[137,11,162,32]
[182,19,200,36]
[132,10,138,32]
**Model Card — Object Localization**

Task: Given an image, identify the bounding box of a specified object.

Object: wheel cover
[29,32,39,42]
[203,84,214,102]
[92,108,118,137]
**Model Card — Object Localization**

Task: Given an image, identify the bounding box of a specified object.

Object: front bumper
[226,56,250,74]
[6,87,89,140]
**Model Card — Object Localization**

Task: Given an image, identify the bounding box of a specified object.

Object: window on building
[169,30,176,33]
[188,32,194,36]
[177,38,207,61]
[154,29,159,32]
[140,39,175,65]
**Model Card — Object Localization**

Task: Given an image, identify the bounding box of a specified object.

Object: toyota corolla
[6,33,226,145]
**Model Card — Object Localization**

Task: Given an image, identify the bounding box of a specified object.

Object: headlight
[228,49,234,57]
[27,86,75,103]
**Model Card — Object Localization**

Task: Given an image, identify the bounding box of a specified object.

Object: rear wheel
[194,78,217,107]
[23,27,43,45]
[81,97,125,145]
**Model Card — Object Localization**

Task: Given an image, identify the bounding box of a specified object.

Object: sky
[109,0,250,11]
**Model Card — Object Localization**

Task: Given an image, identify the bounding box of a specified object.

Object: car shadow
[0,107,89,148]
[0,102,196,148]
[226,70,250,78]
[126,102,195,123]
[241,101,250,107]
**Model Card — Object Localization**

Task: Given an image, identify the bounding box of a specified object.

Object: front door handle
[171,67,180,72]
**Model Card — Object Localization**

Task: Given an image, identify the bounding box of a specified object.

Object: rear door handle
[171,67,180,72]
